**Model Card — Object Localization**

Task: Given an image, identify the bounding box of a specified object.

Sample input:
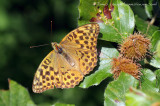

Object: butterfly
[32,23,100,93]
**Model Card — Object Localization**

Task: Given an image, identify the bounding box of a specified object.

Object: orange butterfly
[32,23,100,93]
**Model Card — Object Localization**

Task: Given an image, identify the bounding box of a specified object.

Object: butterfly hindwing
[33,50,84,93]
[56,55,83,88]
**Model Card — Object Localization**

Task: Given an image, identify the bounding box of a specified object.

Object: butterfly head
[51,42,63,54]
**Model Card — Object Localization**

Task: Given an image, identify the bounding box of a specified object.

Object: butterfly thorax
[51,42,63,54]
[51,42,75,67]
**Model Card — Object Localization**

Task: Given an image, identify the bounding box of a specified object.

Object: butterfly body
[33,23,100,93]
[52,42,76,67]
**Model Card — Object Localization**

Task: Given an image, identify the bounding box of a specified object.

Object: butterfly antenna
[30,44,49,48]
[50,20,53,43]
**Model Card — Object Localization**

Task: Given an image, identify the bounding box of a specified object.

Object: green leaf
[151,30,160,51]
[104,72,138,106]
[54,103,75,106]
[149,31,160,68]
[0,79,35,106]
[144,0,153,18]
[125,88,160,106]
[79,0,135,43]
[155,69,160,91]
[156,41,160,58]
[141,69,159,92]
[149,56,160,68]
[135,15,159,36]
[79,43,118,88]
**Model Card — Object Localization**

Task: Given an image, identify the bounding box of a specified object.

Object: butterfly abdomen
[63,53,75,67]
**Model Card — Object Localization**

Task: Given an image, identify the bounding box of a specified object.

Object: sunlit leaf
[144,0,153,18]
[141,69,159,92]
[104,72,138,106]
[151,30,160,51]
[155,69,160,91]
[150,31,160,68]
[125,87,160,106]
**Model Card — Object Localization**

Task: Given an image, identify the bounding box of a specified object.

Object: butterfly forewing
[32,50,57,93]
[60,23,100,75]
[33,23,100,93]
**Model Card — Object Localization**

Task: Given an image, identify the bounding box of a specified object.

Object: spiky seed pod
[120,33,150,61]
[111,56,142,80]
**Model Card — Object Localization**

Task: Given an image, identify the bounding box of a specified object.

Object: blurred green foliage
[0,0,160,106]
